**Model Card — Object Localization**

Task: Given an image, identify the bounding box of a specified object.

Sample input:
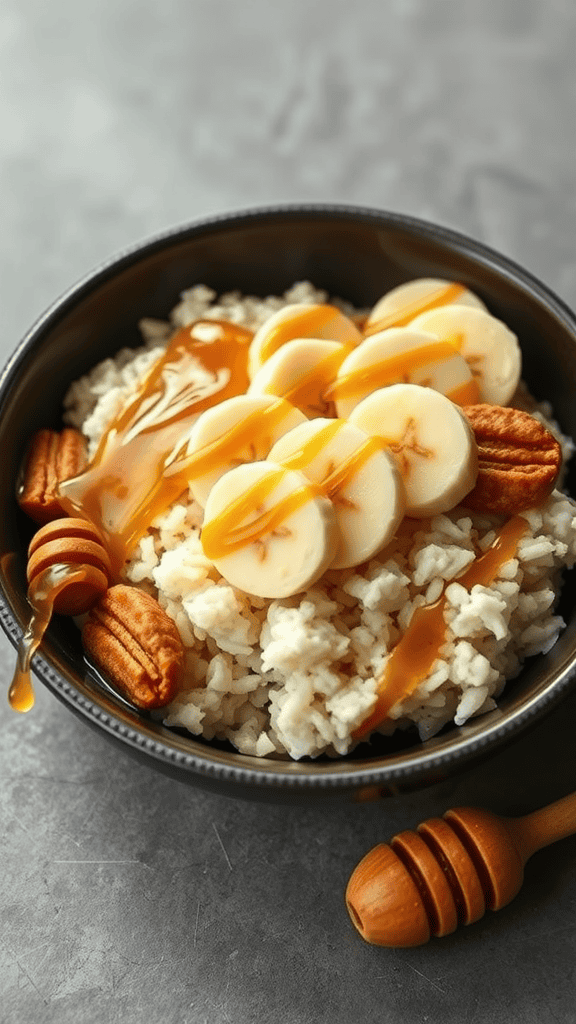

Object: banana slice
[248,303,362,379]
[201,461,339,598]
[349,383,478,518]
[183,395,307,507]
[268,418,405,569]
[327,327,479,420]
[365,278,487,336]
[409,304,521,406]
[248,338,349,418]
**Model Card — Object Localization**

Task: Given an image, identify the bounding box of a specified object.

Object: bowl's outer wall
[2,207,576,799]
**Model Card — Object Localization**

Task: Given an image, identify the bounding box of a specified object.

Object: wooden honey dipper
[8,517,112,714]
[26,517,112,616]
[345,791,576,947]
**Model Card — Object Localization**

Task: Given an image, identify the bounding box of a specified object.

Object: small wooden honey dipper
[8,518,112,714]
[345,791,576,947]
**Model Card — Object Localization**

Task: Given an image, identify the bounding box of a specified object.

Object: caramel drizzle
[9,564,91,713]
[274,420,344,470]
[269,344,351,416]
[448,379,480,406]
[201,420,386,561]
[322,437,385,501]
[164,396,294,483]
[58,320,252,574]
[325,335,480,406]
[260,304,345,364]
[354,514,529,739]
[276,419,385,502]
[363,282,466,337]
[201,468,321,560]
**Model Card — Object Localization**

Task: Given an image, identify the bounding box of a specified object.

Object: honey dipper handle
[507,791,576,863]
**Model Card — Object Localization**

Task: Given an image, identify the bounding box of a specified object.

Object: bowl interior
[2,206,576,798]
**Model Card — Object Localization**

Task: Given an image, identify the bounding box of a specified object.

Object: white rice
[63,283,576,760]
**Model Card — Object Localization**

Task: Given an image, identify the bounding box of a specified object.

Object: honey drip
[354,515,529,738]
[363,282,466,337]
[58,320,252,573]
[9,564,92,713]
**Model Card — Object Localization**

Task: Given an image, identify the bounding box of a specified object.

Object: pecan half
[27,517,112,616]
[462,404,562,515]
[18,428,87,524]
[82,585,185,709]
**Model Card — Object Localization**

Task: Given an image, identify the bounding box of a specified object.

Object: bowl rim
[2,201,576,794]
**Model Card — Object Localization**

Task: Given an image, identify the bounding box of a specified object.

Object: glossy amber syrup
[274,419,386,500]
[9,564,92,713]
[446,379,480,405]
[275,420,344,470]
[202,420,388,561]
[354,515,529,738]
[363,282,466,337]
[321,436,386,500]
[163,397,294,483]
[259,305,347,364]
[275,345,351,417]
[58,320,252,574]
[201,468,322,561]
[325,337,480,406]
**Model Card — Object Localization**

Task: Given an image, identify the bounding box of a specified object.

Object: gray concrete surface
[1,2,576,1021]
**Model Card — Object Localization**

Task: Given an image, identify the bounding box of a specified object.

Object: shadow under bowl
[1,204,576,803]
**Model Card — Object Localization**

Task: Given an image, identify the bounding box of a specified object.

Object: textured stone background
[1,2,576,1022]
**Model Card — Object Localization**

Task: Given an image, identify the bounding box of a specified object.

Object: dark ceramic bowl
[2,204,576,802]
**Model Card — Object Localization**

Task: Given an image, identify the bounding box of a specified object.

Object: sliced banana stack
[248,303,362,380]
[349,383,478,518]
[327,327,479,420]
[364,278,487,336]
[248,338,349,418]
[410,304,521,405]
[183,394,307,507]
[201,461,339,598]
[268,418,405,569]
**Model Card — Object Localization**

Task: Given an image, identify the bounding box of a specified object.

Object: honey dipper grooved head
[443,807,525,911]
[345,842,431,947]
[345,806,528,947]
[27,517,112,616]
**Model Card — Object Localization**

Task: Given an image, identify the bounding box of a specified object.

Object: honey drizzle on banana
[164,397,295,483]
[363,282,466,337]
[201,468,321,560]
[325,336,480,406]
[273,419,386,501]
[271,344,351,416]
[354,514,530,738]
[201,420,386,560]
[259,304,342,364]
